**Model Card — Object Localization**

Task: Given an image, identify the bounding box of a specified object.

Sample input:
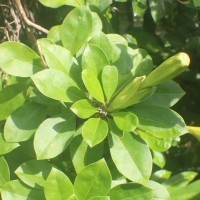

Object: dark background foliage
[1,0,200,176]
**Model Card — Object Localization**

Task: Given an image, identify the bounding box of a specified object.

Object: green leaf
[47,25,62,45]
[101,65,118,101]
[193,0,200,7]
[74,159,112,200]
[109,183,153,200]
[82,68,105,103]
[61,7,93,55]
[0,83,26,120]
[109,76,145,111]
[88,197,110,200]
[0,42,43,77]
[151,170,172,183]
[4,102,47,142]
[1,180,45,200]
[37,38,73,75]
[91,12,103,36]
[145,180,170,200]
[15,160,52,188]
[32,69,83,102]
[87,0,112,11]
[82,44,110,75]
[131,48,153,77]
[82,118,108,147]
[130,105,187,139]
[70,135,104,173]
[37,0,85,8]
[71,99,97,119]
[34,112,75,159]
[88,32,114,62]
[67,194,79,200]
[162,171,198,188]
[168,180,200,200]
[0,156,10,187]
[135,129,172,152]
[106,34,128,46]
[0,132,19,155]
[141,80,185,107]
[108,131,152,183]
[152,151,166,168]
[112,112,138,132]
[44,167,74,200]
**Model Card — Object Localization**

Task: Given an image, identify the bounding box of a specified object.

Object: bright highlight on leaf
[71,99,97,119]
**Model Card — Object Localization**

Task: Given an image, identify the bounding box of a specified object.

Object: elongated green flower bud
[108,76,145,111]
[140,52,190,89]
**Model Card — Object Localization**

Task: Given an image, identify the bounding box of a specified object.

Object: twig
[14,0,48,34]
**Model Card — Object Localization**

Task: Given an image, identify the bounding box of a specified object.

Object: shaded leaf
[74,159,112,200]
[108,131,152,183]
[4,102,47,142]
[44,167,74,200]
[109,183,153,200]
[34,112,75,159]
[0,156,10,187]
[1,180,45,200]
[15,160,52,188]
[70,135,104,173]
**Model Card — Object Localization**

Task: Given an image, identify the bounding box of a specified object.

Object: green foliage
[0,4,199,200]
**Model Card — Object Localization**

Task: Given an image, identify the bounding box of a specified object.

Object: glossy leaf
[0,83,26,120]
[70,135,104,173]
[44,167,74,200]
[82,68,105,103]
[101,65,118,101]
[145,180,170,200]
[71,99,97,119]
[109,183,153,200]
[0,132,19,155]
[61,7,93,55]
[67,194,79,200]
[37,38,73,75]
[151,170,172,183]
[34,112,75,159]
[108,131,152,183]
[142,80,185,107]
[106,34,128,46]
[82,118,108,147]
[0,156,10,187]
[0,42,43,77]
[4,102,47,142]
[74,159,112,200]
[37,0,85,8]
[1,180,45,200]
[131,105,187,138]
[82,44,110,75]
[91,12,103,36]
[15,160,52,188]
[112,112,138,132]
[135,129,172,152]
[32,69,83,102]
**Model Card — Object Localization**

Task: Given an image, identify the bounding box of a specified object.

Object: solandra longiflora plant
[0,6,191,200]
